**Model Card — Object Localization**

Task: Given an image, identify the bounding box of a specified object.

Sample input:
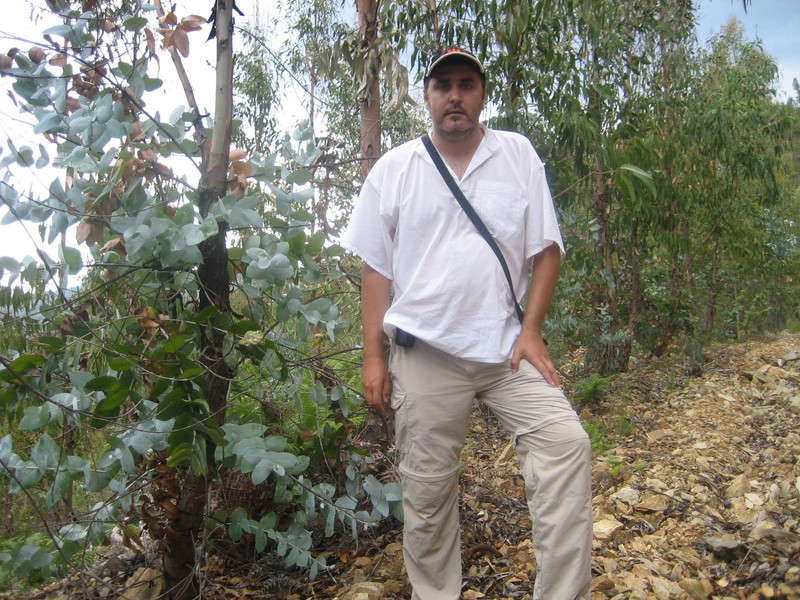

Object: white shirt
[341,126,564,363]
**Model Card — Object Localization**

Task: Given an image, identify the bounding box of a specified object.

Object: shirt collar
[416,124,498,179]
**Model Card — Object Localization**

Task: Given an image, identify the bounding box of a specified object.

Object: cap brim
[425,51,485,78]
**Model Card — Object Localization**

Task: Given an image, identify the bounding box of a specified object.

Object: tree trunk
[703,237,719,335]
[620,220,642,371]
[162,1,235,597]
[357,0,381,181]
[589,153,623,375]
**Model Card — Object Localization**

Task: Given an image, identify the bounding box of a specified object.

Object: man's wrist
[363,342,388,362]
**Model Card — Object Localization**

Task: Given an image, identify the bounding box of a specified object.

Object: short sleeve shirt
[341,126,564,363]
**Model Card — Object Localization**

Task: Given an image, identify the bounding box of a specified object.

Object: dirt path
[333,333,800,600]
[584,333,800,600]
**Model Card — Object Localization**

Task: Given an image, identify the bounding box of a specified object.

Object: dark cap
[424,47,485,83]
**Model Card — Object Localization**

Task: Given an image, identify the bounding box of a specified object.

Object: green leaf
[95,388,129,413]
[0,354,45,383]
[0,256,20,273]
[0,435,12,462]
[13,459,45,490]
[31,435,60,473]
[167,442,194,468]
[43,24,76,37]
[123,15,148,31]
[34,112,65,135]
[291,188,315,204]
[164,335,185,354]
[307,231,326,255]
[178,366,205,380]
[19,405,54,431]
[285,168,313,185]
[37,336,66,351]
[85,376,119,392]
[28,547,54,569]
[46,470,80,508]
[109,357,135,372]
[619,164,657,198]
[58,245,83,274]
[107,436,135,474]
[191,437,207,475]
[180,223,206,246]
[233,320,260,335]
[143,76,163,91]
[254,528,267,553]
[251,457,273,485]
[59,523,88,542]
[228,507,248,541]
[68,114,93,135]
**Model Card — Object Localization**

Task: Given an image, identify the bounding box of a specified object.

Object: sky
[0,0,798,267]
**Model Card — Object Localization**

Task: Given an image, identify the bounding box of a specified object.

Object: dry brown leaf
[144,27,156,56]
[229,148,247,161]
[122,568,165,600]
[99,236,126,257]
[726,473,750,497]
[75,220,93,245]
[138,147,158,162]
[162,12,178,26]
[179,14,207,32]
[172,27,190,58]
[230,160,252,176]
[151,162,174,178]
[48,52,67,68]
[160,500,179,520]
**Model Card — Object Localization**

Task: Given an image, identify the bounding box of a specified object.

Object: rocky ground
[4,333,800,600]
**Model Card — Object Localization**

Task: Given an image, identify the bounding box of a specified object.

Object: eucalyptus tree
[677,20,795,339]
[0,0,402,596]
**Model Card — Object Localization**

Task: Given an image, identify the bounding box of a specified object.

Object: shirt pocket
[470,182,526,240]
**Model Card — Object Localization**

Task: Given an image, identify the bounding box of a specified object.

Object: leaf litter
[2,333,799,599]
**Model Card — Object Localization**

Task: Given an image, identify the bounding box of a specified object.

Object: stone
[636,492,672,512]
[610,486,640,505]
[340,582,387,600]
[726,473,751,497]
[679,578,714,600]
[593,518,624,540]
[705,535,745,560]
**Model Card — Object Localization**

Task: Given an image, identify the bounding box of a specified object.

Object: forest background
[0,0,797,598]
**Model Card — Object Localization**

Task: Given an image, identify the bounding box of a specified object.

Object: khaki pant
[389,340,592,600]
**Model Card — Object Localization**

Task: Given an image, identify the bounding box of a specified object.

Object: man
[341,47,592,600]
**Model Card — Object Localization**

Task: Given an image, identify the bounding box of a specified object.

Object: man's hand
[510,330,561,387]
[362,354,392,414]
[511,243,562,387]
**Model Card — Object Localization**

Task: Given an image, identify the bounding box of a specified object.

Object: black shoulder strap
[421,134,525,323]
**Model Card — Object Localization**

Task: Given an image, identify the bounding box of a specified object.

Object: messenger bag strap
[421,133,525,324]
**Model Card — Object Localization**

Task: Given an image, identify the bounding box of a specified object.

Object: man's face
[424,63,486,141]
